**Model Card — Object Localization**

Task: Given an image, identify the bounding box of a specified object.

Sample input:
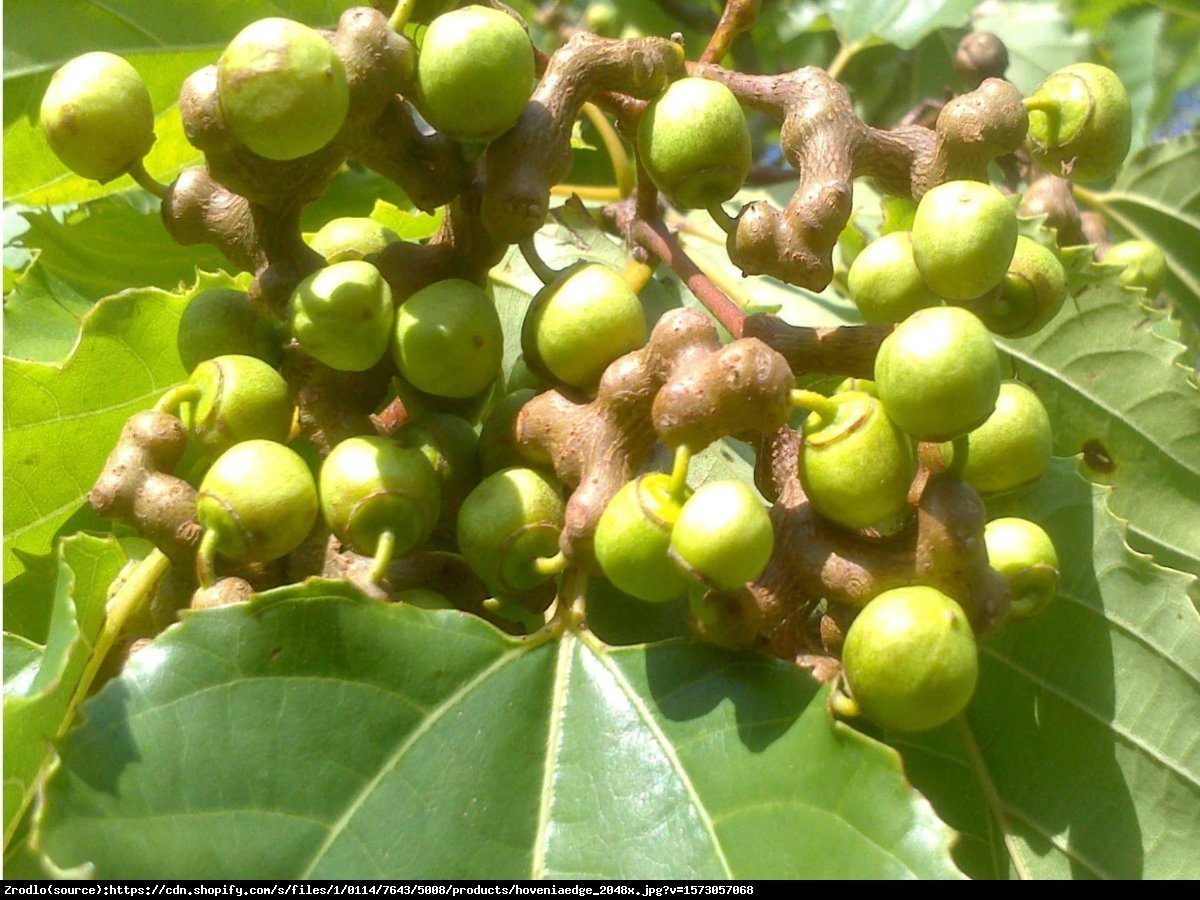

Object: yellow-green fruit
[197,440,318,563]
[395,412,480,528]
[217,18,349,160]
[393,279,504,398]
[308,217,400,263]
[457,467,565,594]
[289,260,395,372]
[177,289,284,373]
[984,517,1059,620]
[911,180,1017,300]
[799,391,916,531]
[478,389,537,474]
[595,474,692,603]
[875,307,1001,442]
[1026,63,1131,183]
[1103,240,1167,295]
[416,6,534,143]
[951,380,1052,496]
[319,436,441,557]
[842,586,978,732]
[522,263,647,389]
[40,52,155,182]
[181,355,293,457]
[848,232,943,324]
[971,236,1067,336]
[669,481,773,591]
[638,77,751,210]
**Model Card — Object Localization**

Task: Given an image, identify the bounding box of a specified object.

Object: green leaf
[1082,133,1200,330]
[827,0,974,50]
[3,534,127,845]
[975,1,1090,95]
[895,461,1200,879]
[997,277,1200,577]
[37,596,963,878]
[2,261,91,364]
[3,272,235,582]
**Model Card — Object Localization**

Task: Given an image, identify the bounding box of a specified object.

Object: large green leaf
[997,277,1200,578]
[826,0,974,51]
[1082,134,1200,330]
[2,261,92,364]
[37,593,963,878]
[2,272,235,582]
[974,1,1089,95]
[894,460,1200,879]
[3,535,127,844]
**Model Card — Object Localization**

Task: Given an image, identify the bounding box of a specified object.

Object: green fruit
[799,391,916,531]
[875,307,1002,441]
[478,389,537,474]
[416,6,534,143]
[506,355,544,393]
[319,436,441,558]
[585,0,623,38]
[1026,63,1131,183]
[970,236,1067,336]
[40,52,155,182]
[217,18,349,160]
[669,481,773,591]
[841,586,978,732]
[395,412,481,527]
[984,517,1059,620]
[911,180,1018,300]
[197,440,318,563]
[638,77,751,210]
[522,263,647,389]
[180,355,293,457]
[393,279,504,399]
[457,467,565,594]
[951,380,1052,496]
[594,474,693,603]
[176,288,284,373]
[308,217,401,263]
[847,232,943,325]
[1103,240,1167,295]
[289,260,395,372]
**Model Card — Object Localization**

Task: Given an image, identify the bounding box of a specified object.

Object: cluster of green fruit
[39,3,1142,738]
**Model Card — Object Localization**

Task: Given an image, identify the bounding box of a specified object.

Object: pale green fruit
[848,232,943,324]
[289,260,395,372]
[308,217,401,263]
[218,18,349,160]
[951,380,1052,496]
[971,236,1067,337]
[669,481,773,591]
[176,289,283,373]
[1026,63,1131,183]
[40,52,155,182]
[1103,240,1167,295]
[911,180,1017,300]
[594,474,692,603]
[985,518,1059,620]
[638,77,751,209]
[842,586,978,733]
[180,355,293,457]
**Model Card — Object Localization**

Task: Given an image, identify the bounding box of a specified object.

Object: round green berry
[289,260,395,372]
[416,6,534,143]
[217,18,349,160]
[971,236,1067,337]
[522,263,646,389]
[638,77,751,210]
[985,517,1059,620]
[176,288,284,373]
[875,306,1002,442]
[180,355,293,457]
[595,474,692,603]
[395,412,481,528]
[847,231,943,325]
[393,279,504,399]
[841,586,978,733]
[1103,240,1167,295]
[40,52,155,182]
[911,180,1018,301]
[308,217,400,263]
[197,440,318,563]
[1026,63,1131,184]
[952,380,1052,496]
[669,481,773,591]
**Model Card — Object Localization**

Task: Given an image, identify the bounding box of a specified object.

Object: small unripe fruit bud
[289,261,395,372]
[1026,63,1131,184]
[1103,240,1167,295]
[984,518,1059,620]
[911,180,1017,301]
[308,217,401,263]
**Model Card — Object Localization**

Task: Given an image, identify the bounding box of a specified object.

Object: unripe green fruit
[176,288,284,373]
[911,180,1018,300]
[669,481,773,591]
[393,279,504,399]
[40,52,155,182]
[595,474,693,603]
[970,236,1067,336]
[1103,240,1167,295]
[506,355,544,393]
[522,263,647,389]
[308,217,400,263]
[949,380,1052,496]
[478,389,537,474]
[180,355,293,457]
[1026,63,1131,183]
[197,440,318,563]
[985,517,1059,620]
[875,307,1002,441]
[847,232,943,325]
[457,467,565,594]
[289,260,394,372]
[319,436,441,558]
[395,412,480,527]
[638,77,751,210]
[217,18,349,160]
[841,586,978,733]
[799,392,916,531]
[416,6,534,143]
[585,0,623,38]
